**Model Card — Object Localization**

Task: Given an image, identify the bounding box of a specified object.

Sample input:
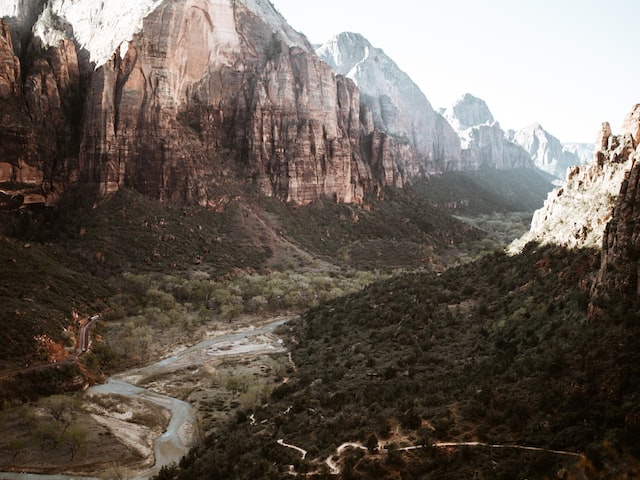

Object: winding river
[1,317,291,480]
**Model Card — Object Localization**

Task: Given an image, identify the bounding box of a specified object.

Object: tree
[62,424,87,459]
[42,394,78,435]
[366,433,379,453]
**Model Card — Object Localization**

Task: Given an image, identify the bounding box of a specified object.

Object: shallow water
[2,317,291,480]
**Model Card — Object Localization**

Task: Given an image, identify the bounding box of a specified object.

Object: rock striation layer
[1,1,483,208]
[316,32,462,178]
[590,104,640,315]
[507,123,584,179]
[510,105,639,252]
[442,93,533,170]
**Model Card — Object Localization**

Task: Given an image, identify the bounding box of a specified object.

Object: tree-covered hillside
[158,244,640,479]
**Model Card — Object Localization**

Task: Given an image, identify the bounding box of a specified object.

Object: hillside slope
[159,243,640,479]
[1,168,550,392]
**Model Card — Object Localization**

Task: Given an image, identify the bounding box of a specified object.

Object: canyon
[1,0,583,212]
[2,1,640,478]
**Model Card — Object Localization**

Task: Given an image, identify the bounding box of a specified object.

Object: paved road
[0,314,100,380]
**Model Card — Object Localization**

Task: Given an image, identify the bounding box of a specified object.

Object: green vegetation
[159,244,640,479]
[0,394,87,461]
[1,168,545,386]
[0,168,564,477]
[92,269,385,373]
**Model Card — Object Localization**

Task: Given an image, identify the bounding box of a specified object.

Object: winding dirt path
[305,439,583,476]
[277,439,308,459]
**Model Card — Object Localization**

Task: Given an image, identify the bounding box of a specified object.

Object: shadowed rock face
[0,1,377,206]
[78,0,376,206]
[0,18,81,207]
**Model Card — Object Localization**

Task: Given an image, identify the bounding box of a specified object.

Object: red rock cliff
[0,18,81,208]
[78,0,377,206]
[1,0,479,207]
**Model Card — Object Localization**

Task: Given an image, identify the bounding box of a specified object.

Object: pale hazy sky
[271,0,639,143]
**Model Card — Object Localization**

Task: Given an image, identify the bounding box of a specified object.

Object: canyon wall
[0,17,81,208]
[590,104,640,316]
[510,105,639,252]
[77,0,373,205]
[1,0,469,208]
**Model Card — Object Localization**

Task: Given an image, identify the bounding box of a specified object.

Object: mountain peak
[1,0,310,68]
[442,93,533,170]
[444,93,494,130]
[315,31,375,75]
[316,31,462,173]
[507,122,588,178]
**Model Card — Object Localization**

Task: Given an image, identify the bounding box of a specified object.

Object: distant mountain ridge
[507,123,591,179]
[1,3,554,211]
[442,93,533,170]
[315,32,462,176]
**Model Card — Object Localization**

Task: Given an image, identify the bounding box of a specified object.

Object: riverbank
[0,317,293,479]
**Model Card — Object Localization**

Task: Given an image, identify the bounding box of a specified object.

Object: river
[1,317,291,480]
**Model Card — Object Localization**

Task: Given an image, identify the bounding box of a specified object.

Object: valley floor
[0,315,293,478]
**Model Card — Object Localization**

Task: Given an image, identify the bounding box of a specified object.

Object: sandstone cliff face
[77,0,375,205]
[590,104,640,314]
[507,123,582,179]
[0,19,20,97]
[510,105,639,253]
[442,93,533,170]
[3,1,545,209]
[0,18,81,208]
[316,32,462,177]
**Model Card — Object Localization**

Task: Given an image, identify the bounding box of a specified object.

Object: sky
[271,0,639,143]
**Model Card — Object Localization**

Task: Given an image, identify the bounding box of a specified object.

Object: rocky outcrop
[316,32,461,177]
[590,104,640,315]
[507,123,583,178]
[1,19,56,207]
[0,19,20,97]
[510,105,639,253]
[442,93,533,170]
